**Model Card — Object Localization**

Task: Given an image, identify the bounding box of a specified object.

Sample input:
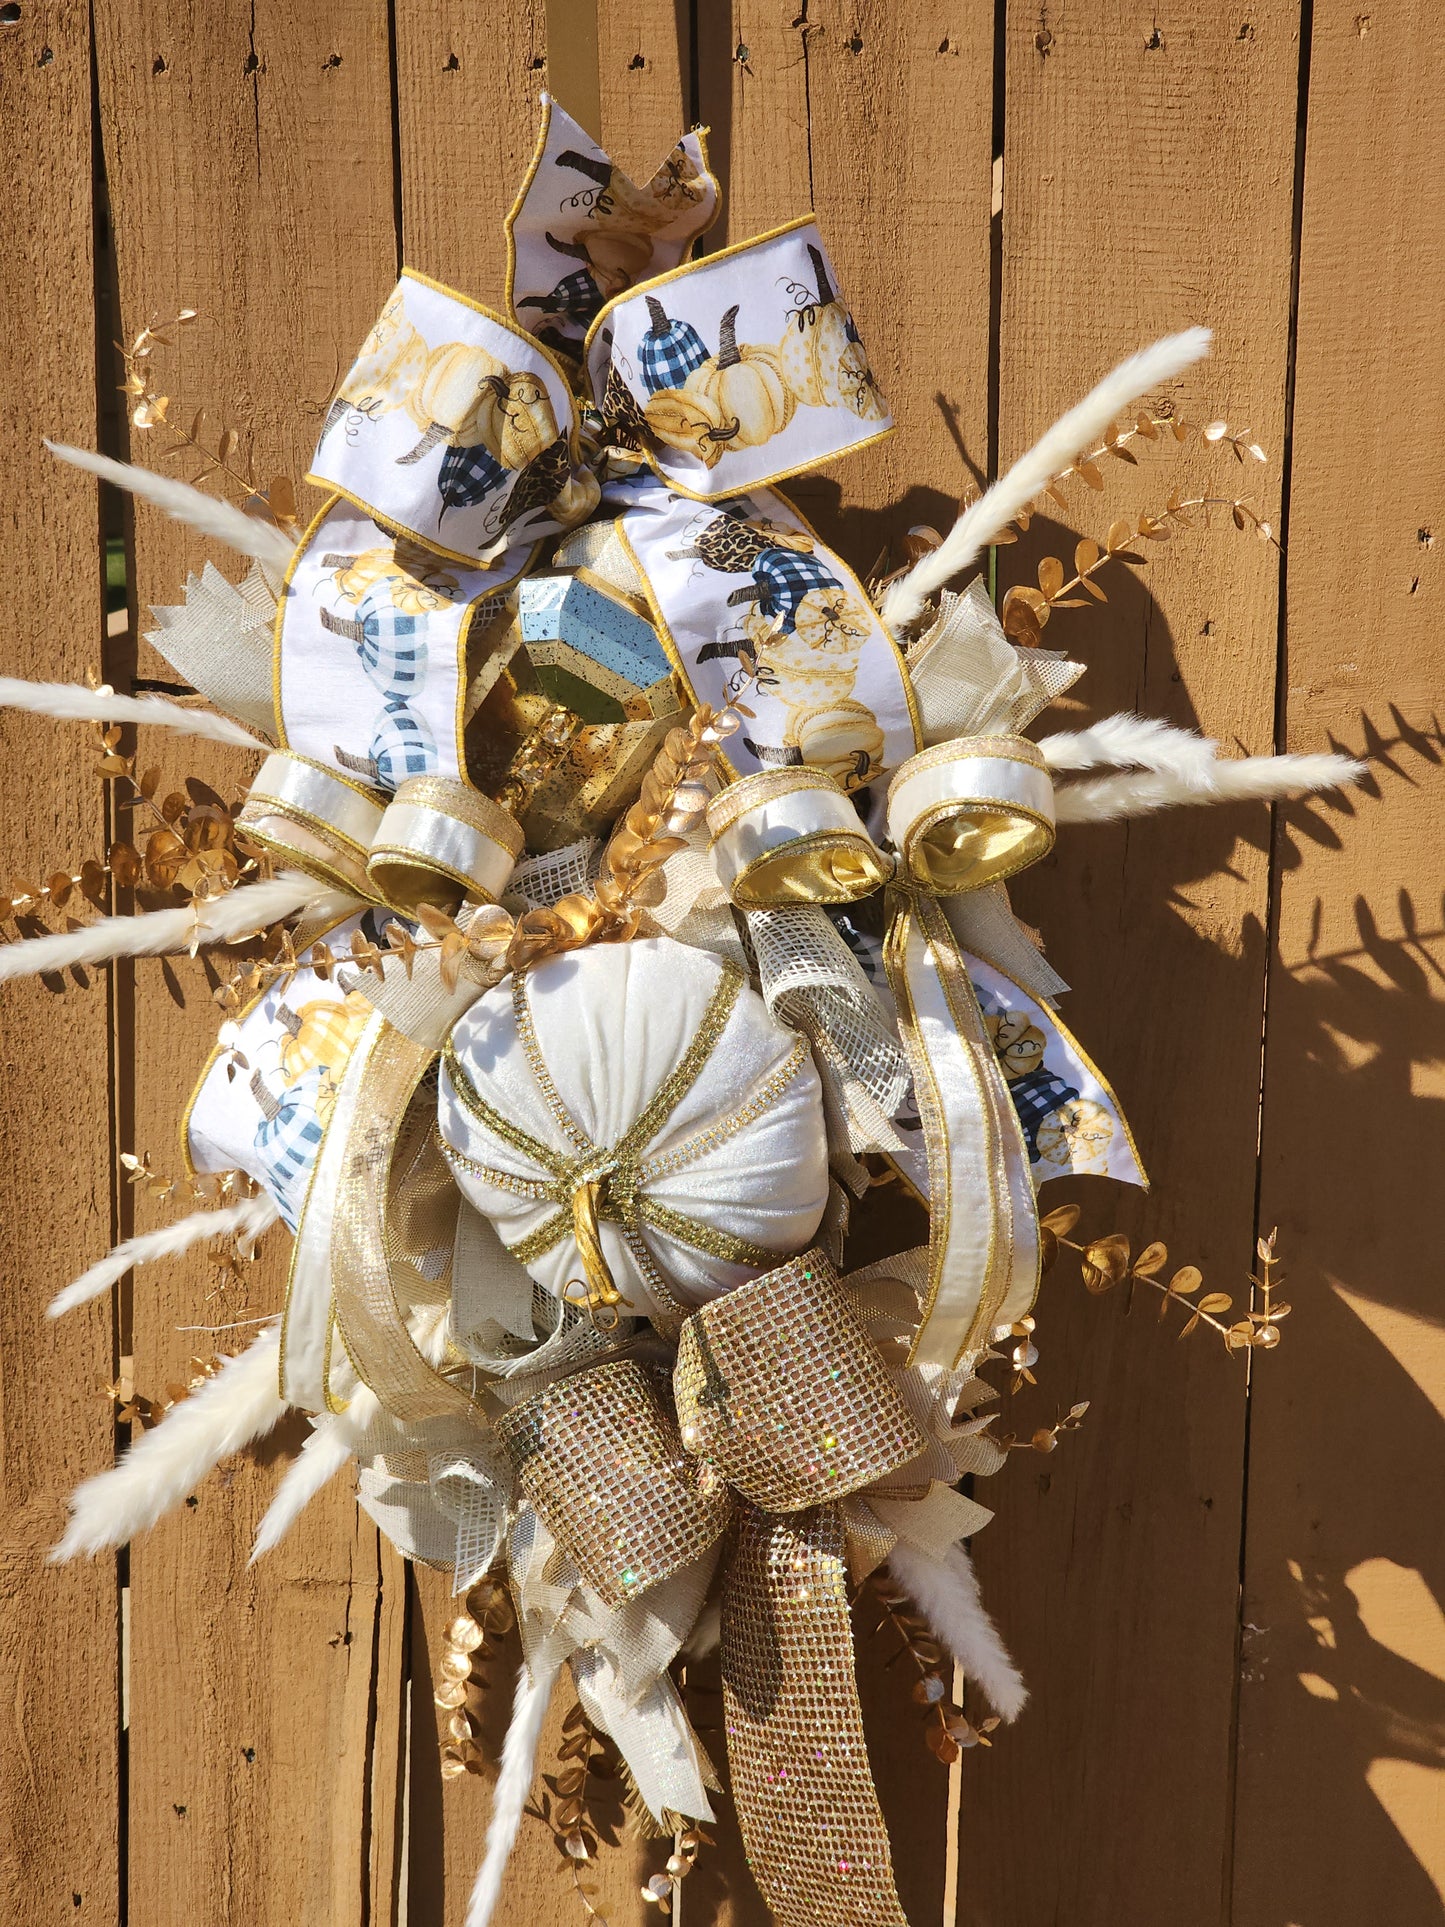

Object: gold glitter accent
[639,1032,812,1184]
[496,1360,731,1608]
[674,1248,926,1511]
[722,1504,908,1927]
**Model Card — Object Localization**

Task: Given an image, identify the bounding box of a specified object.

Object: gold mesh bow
[496,1249,922,1926]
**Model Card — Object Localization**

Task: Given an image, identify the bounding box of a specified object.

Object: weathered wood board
[0,3,1438,1924]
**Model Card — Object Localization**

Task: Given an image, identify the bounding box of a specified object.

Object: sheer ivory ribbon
[708,733,1055,1367]
[239,751,523,914]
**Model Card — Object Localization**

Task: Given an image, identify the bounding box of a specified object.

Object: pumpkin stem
[717,304,742,369]
[645,296,671,336]
[250,1069,282,1122]
[557,149,613,189]
[276,1002,303,1038]
[808,245,834,306]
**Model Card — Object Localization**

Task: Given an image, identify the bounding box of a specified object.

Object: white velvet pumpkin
[437,935,829,1321]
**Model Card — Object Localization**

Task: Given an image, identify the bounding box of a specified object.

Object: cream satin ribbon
[367,775,524,912]
[707,766,893,905]
[708,731,1053,1368]
[238,751,387,902]
[238,751,524,916]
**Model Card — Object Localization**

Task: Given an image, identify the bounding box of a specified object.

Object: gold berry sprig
[867,1572,1000,1765]
[1001,490,1277,646]
[434,1577,514,1780]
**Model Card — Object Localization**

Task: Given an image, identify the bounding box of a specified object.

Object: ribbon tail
[571,1652,716,1826]
[721,1503,909,1927]
[884,889,1039,1368]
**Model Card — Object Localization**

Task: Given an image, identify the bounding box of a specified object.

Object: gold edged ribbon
[367,775,525,913]
[238,751,388,902]
[238,750,524,917]
[495,1249,920,1926]
[705,766,893,905]
[885,733,1055,893]
[708,731,1055,1367]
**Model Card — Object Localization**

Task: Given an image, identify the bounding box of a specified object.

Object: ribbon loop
[705,766,892,906]
[886,732,1056,895]
[673,1249,925,1508]
[495,1360,732,1609]
[237,750,386,901]
[365,775,523,913]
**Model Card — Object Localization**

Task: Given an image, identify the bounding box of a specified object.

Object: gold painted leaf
[1040,1202,1081,1235]
[1078,460,1105,490]
[1168,1265,1203,1295]
[1074,538,1100,574]
[1132,1240,1169,1277]
[1105,519,1133,554]
[1037,555,1065,600]
[1197,1291,1233,1315]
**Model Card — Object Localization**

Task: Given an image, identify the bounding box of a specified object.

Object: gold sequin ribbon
[496,1248,922,1925]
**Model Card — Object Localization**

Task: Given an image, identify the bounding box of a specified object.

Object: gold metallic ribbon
[709,734,1052,1366]
[496,1249,921,1926]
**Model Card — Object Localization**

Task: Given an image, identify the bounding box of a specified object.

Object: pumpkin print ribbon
[264,96,915,849]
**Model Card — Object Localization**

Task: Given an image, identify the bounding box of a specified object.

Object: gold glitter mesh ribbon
[495,1249,921,1923]
[495,1360,732,1609]
[329,1021,479,1421]
[673,1250,925,1510]
[722,1503,909,1927]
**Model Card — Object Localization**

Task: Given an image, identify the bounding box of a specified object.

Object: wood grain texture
[1236,5,1445,1922]
[975,5,1303,1923]
[394,0,548,304]
[91,6,402,1922]
[2,3,1438,1923]
[0,6,121,1922]
[705,10,995,1920]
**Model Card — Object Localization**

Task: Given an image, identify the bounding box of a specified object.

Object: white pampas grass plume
[1040,713,1221,783]
[463,1655,562,1927]
[0,871,330,986]
[880,328,1212,632]
[248,1381,385,1565]
[887,1540,1028,1722]
[248,1415,363,1563]
[48,1191,280,1319]
[46,442,297,572]
[52,1324,286,1560]
[0,677,266,750]
[1054,750,1364,824]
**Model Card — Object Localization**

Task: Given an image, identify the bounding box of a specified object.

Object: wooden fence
[1,2,1440,1922]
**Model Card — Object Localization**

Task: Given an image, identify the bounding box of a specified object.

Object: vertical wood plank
[90,6,402,1923]
[0,4,121,1920]
[975,5,1303,1922]
[705,8,996,1920]
[1237,5,1445,1922]
[394,0,548,304]
[596,0,690,172]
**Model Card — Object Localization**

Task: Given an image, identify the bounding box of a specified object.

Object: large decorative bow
[495,1247,990,1927]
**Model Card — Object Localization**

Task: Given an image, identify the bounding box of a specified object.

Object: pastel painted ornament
[436,935,830,1320]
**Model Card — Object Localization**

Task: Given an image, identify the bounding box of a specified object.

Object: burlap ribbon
[496,1248,926,1927]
